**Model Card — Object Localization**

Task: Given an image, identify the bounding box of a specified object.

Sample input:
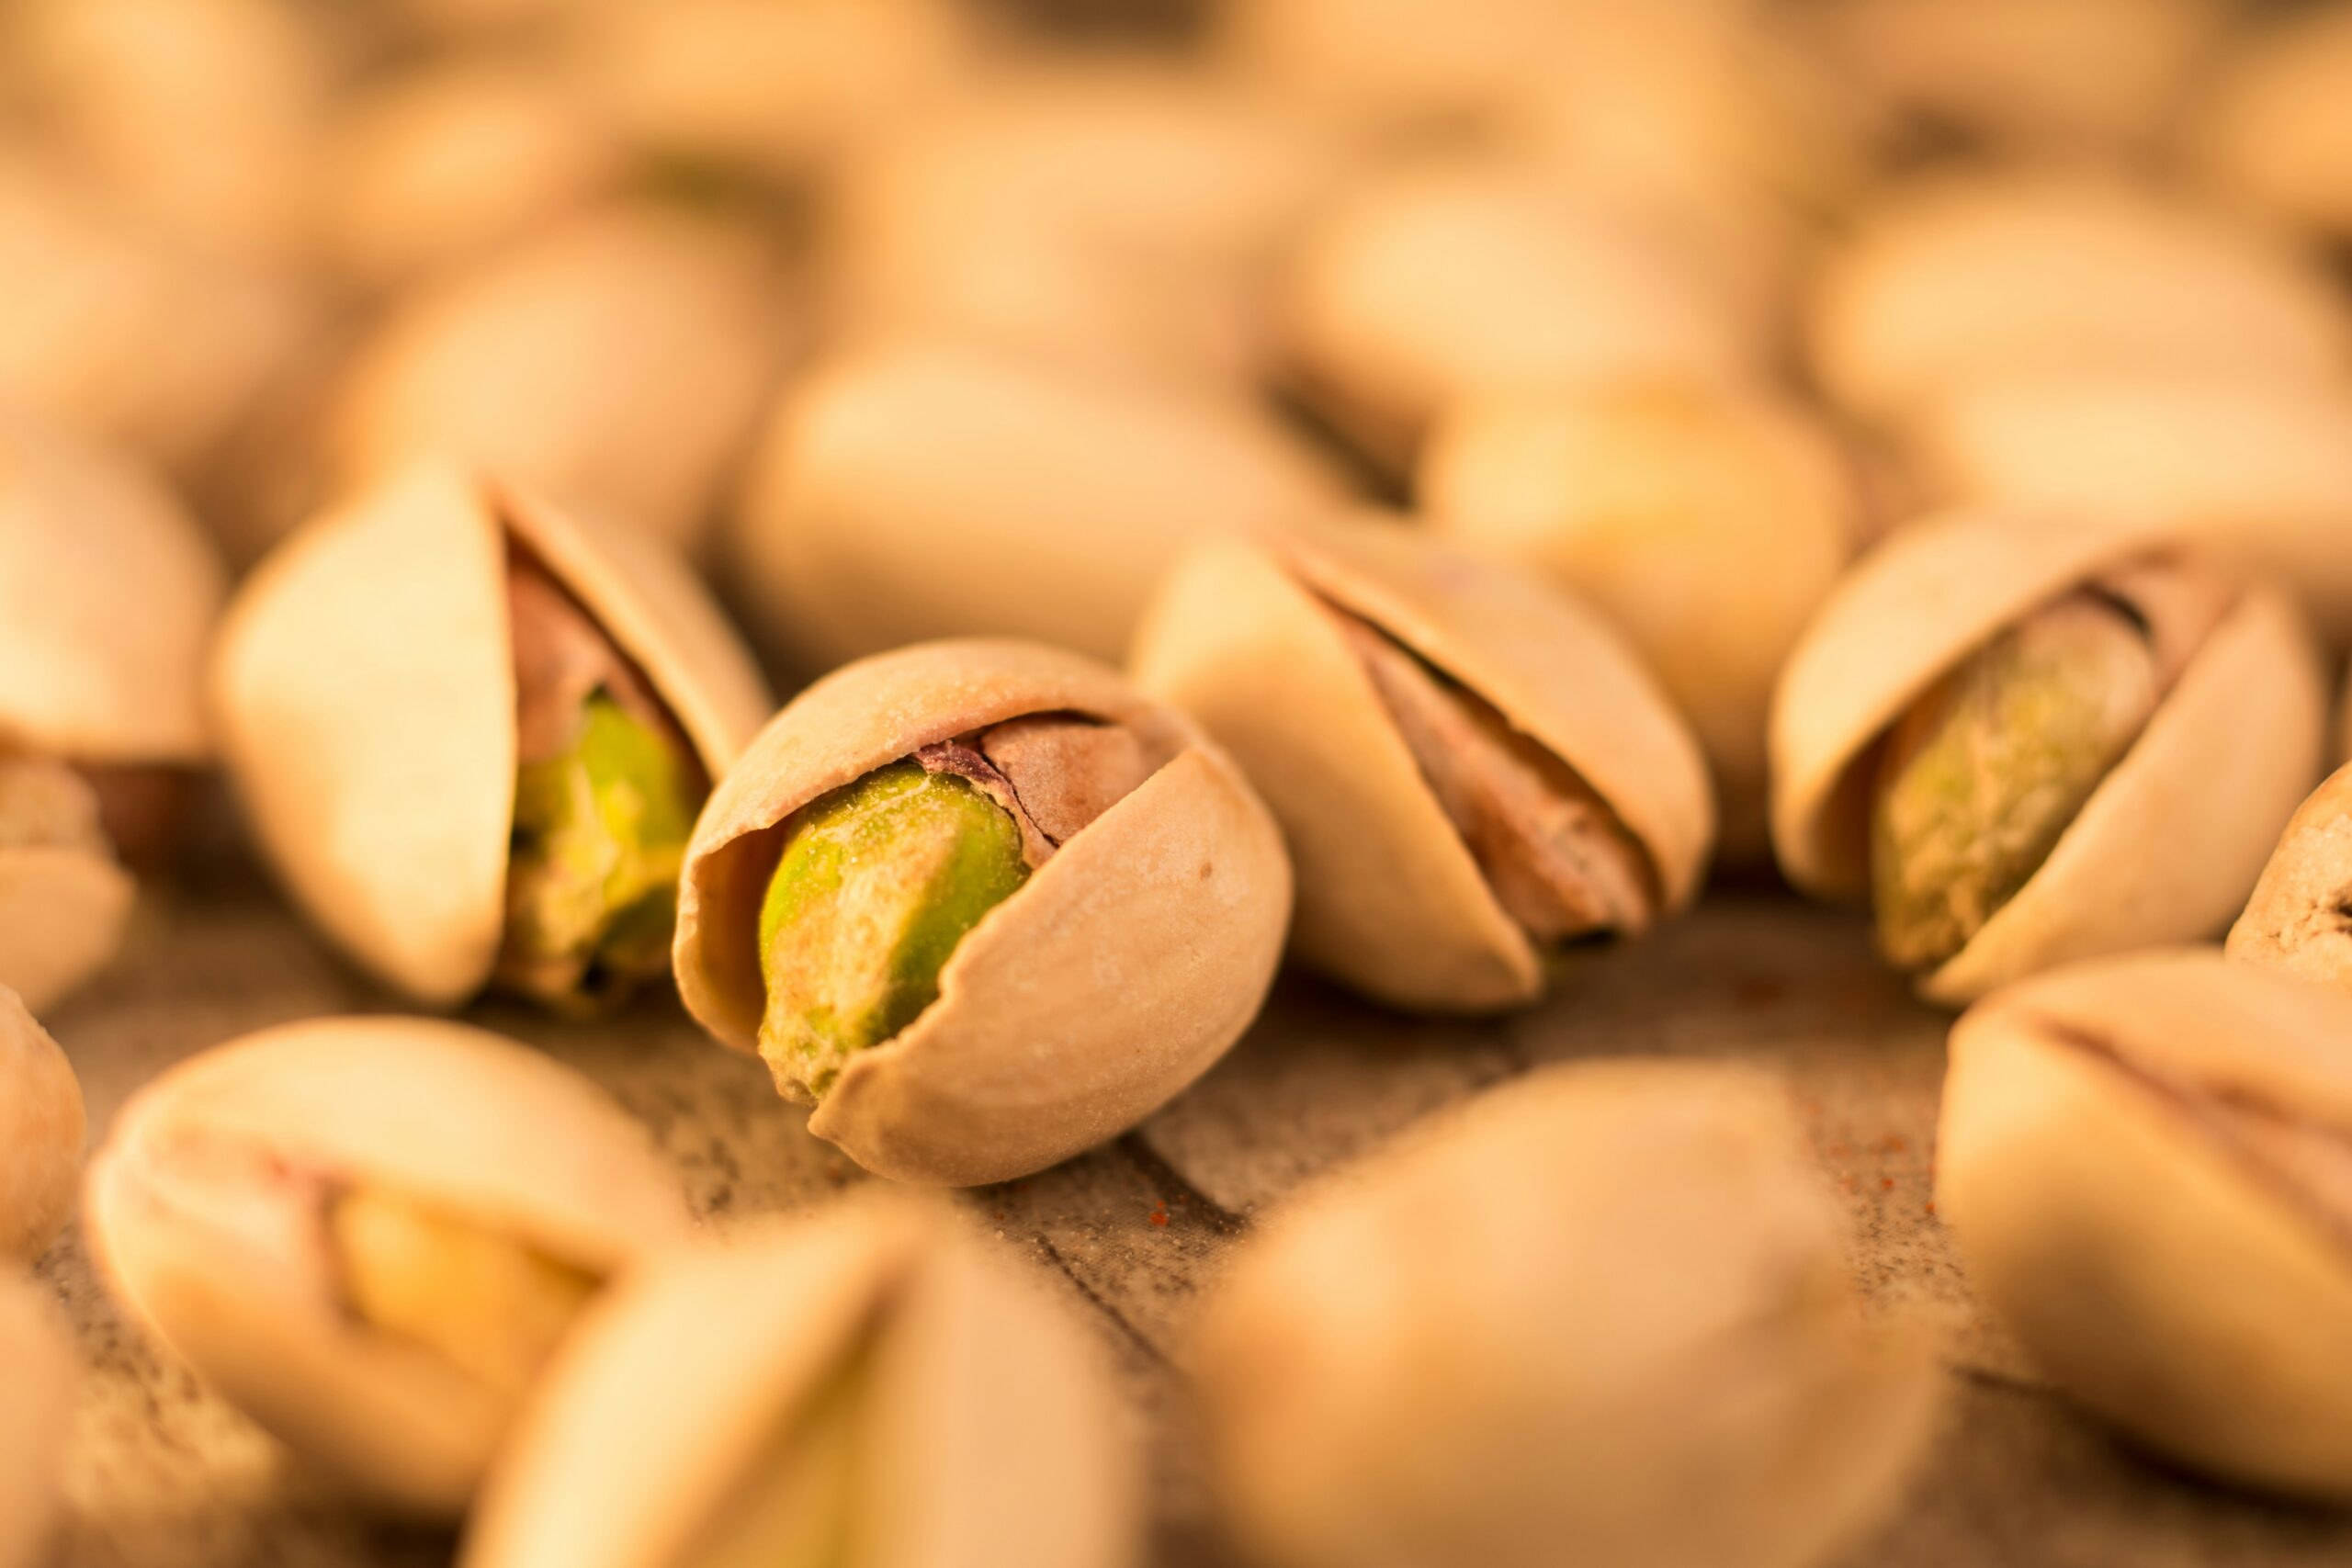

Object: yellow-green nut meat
[0,985,84,1262]
[0,409,228,1010]
[1192,1062,1944,1568]
[675,638,1292,1186]
[1133,513,1713,1013]
[0,1272,76,1568]
[210,460,772,1012]
[83,1015,689,1516]
[1770,509,2325,1004]
[1939,948,2352,1497]
[465,1195,1140,1568]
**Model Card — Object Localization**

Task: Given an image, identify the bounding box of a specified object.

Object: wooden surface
[28,830,2352,1568]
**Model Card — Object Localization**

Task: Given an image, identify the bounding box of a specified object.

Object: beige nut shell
[0,833,134,1017]
[0,1273,77,1568]
[467,1196,1138,1568]
[1939,949,2352,1497]
[1770,510,2326,1003]
[0,407,225,764]
[0,986,84,1261]
[1132,513,1713,1012]
[2227,761,2352,988]
[1809,171,2352,425]
[677,638,1291,1186]
[210,460,773,1005]
[84,1015,688,1517]
[1908,368,2352,643]
[1193,1061,1943,1568]
[728,340,1345,673]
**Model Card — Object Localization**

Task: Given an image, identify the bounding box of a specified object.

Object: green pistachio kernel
[758,763,1031,1099]
[1871,597,2157,970]
[502,693,703,1010]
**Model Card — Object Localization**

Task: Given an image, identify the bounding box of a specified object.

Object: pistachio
[84,1015,688,1516]
[212,462,772,1009]
[1771,511,2325,1003]
[2189,2,2352,245]
[465,1196,1141,1568]
[0,1273,76,1568]
[1133,514,1712,1012]
[1193,1062,1944,1568]
[0,756,135,1015]
[2228,761,2352,989]
[0,985,84,1262]
[1939,949,2352,1496]
[676,639,1291,1186]
[726,340,1345,673]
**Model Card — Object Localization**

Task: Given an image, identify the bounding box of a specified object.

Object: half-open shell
[1939,949,2352,1497]
[676,638,1291,1186]
[0,986,84,1261]
[210,460,773,1005]
[0,1272,76,1568]
[83,1015,688,1517]
[1132,513,1713,1012]
[1770,509,2325,1003]
[465,1195,1139,1568]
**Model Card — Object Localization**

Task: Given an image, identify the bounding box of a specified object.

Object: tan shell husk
[1939,948,2352,1497]
[0,408,226,765]
[1192,1060,1945,1568]
[1277,159,1758,472]
[83,1015,689,1517]
[1131,513,1713,1012]
[465,1195,1140,1568]
[1907,368,2352,643]
[0,839,135,1017]
[2228,761,2352,988]
[1420,378,1859,863]
[676,638,1292,1186]
[2188,3,2352,243]
[210,460,773,1005]
[727,340,1346,673]
[323,205,791,558]
[1809,171,2352,426]
[0,1272,78,1568]
[1770,509,2326,1003]
[0,986,85,1262]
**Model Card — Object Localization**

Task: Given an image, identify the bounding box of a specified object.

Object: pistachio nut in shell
[1939,948,2352,1496]
[1770,509,2325,1003]
[0,1273,76,1568]
[466,1195,1139,1568]
[322,204,791,558]
[1420,378,1858,862]
[0,986,84,1262]
[727,340,1345,673]
[2227,761,2352,990]
[1807,170,2352,427]
[84,1015,689,1517]
[1193,1062,1944,1568]
[675,638,1291,1186]
[210,460,773,1010]
[2188,1,2352,245]
[1277,158,1759,472]
[1132,513,1712,1012]
[1905,367,2352,643]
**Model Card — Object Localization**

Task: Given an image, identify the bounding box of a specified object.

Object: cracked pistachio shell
[0,1273,76,1568]
[322,206,791,558]
[1770,509,2326,1004]
[728,341,1344,672]
[1193,1062,1944,1568]
[1276,160,1758,473]
[0,987,84,1262]
[2228,761,2352,989]
[1421,379,1857,862]
[1131,513,1713,1012]
[1939,949,2352,1496]
[1809,171,2352,427]
[84,1016,688,1517]
[466,1195,1139,1568]
[1906,367,2352,644]
[676,639,1291,1187]
[210,460,772,1006]
[2189,2,2352,244]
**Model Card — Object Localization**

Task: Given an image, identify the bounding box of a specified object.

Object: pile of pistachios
[13,0,2352,1564]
